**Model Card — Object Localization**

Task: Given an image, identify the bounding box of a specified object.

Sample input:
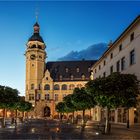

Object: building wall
[91,17,140,125]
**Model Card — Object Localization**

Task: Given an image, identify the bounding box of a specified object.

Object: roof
[28,33,44,43]
[46,60,97,82]
[92,15,140,68]
[34,22,39,27]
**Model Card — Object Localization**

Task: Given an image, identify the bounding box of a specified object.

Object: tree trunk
[2,108,6,128]
[72,111,74,123]
[15,109,17,126]
[127,109,129,128]
[105,107,110,134]
[82,110,85,125]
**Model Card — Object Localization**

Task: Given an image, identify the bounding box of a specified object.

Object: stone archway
[44,106,51,117]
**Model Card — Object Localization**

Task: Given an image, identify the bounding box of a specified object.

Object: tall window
[103,72,106,77]
[130,32,134,42]
[45,94,50,101]
[110,53,113,59]
[116,60,120,72]
[121,57,125,71]
[44,84,50,90]
[119,44,122,51]
[55,94,59,101]
[69,84,75,90]
[99,65,101,70]
[104,60,106,66]
[31,84,34,90]
[130,49,135,65]
[62,84,67,90]
[110,65,113,74]
[29,94,34,101]
[36,93,41,100]
[95,69,97,73]
[54,84,60,90]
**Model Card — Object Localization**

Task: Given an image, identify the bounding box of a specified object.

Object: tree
[55,102,66,121]
[0,86,19,127]
[72,88,96,124]
[63,94,77,123]
[86,72,140,133]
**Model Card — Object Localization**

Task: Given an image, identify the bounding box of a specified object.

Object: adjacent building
[91,15,140,125]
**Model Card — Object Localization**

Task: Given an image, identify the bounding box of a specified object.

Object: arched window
[54,84,60,90]
[31,84,34,90]
[44,84,50,90]
[30,45,36,48]
[62,84,67,90]
[77,84,82,88]
[69,84,75,90]
[81,74,85,80]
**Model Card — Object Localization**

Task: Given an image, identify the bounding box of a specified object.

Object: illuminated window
[55,94,59,101]
[54,84,60,90]
[29,94,34,101]
[45,94,50,101]
[62,84,67,90]
[69,84,75,90]
[81,74,85,80]
[31,84,34,90]
[44,84,50,90]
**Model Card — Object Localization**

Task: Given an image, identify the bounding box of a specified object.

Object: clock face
[30,54,36,60]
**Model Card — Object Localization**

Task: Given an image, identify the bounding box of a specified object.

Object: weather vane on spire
[35,7,39,22]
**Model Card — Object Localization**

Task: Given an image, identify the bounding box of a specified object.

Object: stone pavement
[0,119,140,139]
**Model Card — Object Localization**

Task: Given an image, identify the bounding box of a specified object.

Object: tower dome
[28,22,44,43]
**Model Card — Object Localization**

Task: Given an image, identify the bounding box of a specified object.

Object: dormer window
[88,67,91,72]
[66,68,68,73]
[70,75,74,80]
[76,67,79,73]
[46,77,48,80]
[81,74,85,80]
[59,75,62,80]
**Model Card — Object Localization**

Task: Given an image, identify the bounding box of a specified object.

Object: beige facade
[91,16,140,125]
[25,22,95,119]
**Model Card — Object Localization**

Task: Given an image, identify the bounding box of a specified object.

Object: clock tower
[25,22,46,106]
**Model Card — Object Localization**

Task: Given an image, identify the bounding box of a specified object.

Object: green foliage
[72,87,96,111]
[0,86,19,109]
[86,72,140,109]
[55,102,66,113]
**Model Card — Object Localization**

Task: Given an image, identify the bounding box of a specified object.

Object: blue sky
[0,1,140,95]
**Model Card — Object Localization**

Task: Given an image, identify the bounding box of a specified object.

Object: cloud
[58,42,107,61]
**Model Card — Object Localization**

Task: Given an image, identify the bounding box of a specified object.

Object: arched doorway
[44,106,51,117]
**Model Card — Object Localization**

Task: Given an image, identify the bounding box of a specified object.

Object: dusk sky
[0,1,140,95]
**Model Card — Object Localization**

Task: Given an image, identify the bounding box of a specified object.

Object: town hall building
[25,22,96,118]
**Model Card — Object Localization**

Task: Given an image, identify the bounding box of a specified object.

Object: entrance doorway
[44,106,51,117]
